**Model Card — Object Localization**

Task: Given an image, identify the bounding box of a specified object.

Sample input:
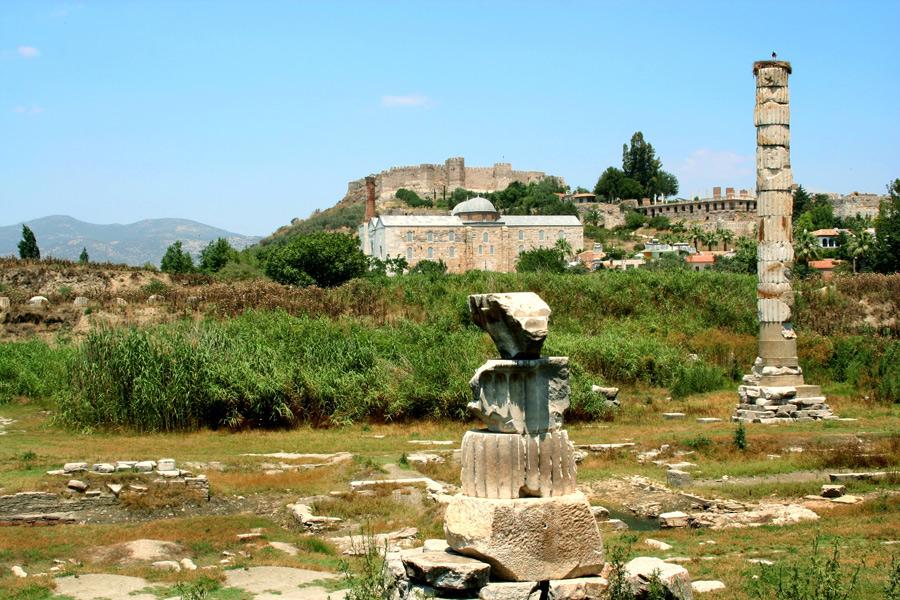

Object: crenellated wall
[343,157,562,205]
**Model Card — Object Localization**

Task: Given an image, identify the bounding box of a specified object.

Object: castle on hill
[342,156,562,206]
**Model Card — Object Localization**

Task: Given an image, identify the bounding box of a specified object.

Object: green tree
[554,237,574,260]
[845,229,875,273]
[199,238,238,273]
[699,230,718,251]
[714,236,756,274]
[79,247,89,264]
[719,229,734,251]
[624,210,646,230]
[160,241,195,274]
[263,232,368,287]
[17,225,40,260]
[621,131,679,201]
[873,179,900,273]
[395,188,433,208]
[793,185,811,220]
[793,228,821,267]
[515,247,567,273]
[689,225,704,252]
[805,194,836,230]
[408,259,448,277]
[582,208,602,227]
[593,167,644,202]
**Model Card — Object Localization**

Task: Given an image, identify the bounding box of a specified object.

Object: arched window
[478,245,483,255]
[448,231,455,242]
[558,230,565,240]
[427,247,434,258]
[518,245,524,254]
[518,229,524,241]
[489,245,494,255]
[539,230,545,241]
[482,231,489,243]
[406,231,413,242]
[406,247,413,260]
[426,231,433,242]
[449,247,456,258]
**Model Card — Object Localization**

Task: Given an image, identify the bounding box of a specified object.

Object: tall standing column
[734,60,834,423]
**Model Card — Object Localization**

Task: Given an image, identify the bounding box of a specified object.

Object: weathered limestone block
[757,216,793,242]
[756,191,792,216]
[626,557,693,599]
[757,125,790,147]
[402,551,491,591]
[460,430,576,499]
[468,293,550,359]
[548,577,610,599]
[444,492,604,581]
[756,85,789,105]
[73,297,89,307]
[758,261,790,285]
[479,581,541,600]
[755,104,790,126]
[0,297,9,309]
[468,358,568,434]
[757,146,790,171]
[659,511,690,528]
[756,166,793,191]
[758,241,794,263]
[27,296,49,306]
[755,64,790,87]
[757,298,792,323]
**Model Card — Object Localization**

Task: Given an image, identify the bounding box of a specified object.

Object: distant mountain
[0,215,260,267]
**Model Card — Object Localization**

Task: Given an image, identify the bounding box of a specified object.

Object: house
[685,253,716,271]
[808,258,843,281]
[811,228,842,248]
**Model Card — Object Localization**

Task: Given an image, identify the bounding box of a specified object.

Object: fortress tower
[445,156,466,190]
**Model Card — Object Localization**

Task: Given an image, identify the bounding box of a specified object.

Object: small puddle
[607,509,661,531]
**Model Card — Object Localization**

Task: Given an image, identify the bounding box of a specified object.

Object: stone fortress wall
[343,157,556,205]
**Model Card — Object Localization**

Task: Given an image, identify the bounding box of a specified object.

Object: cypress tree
[17,225,40,259]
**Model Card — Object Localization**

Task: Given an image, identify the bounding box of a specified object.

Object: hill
[0,215,260,266]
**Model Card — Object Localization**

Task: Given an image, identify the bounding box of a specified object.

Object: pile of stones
[735,359,835,423]
[390,293,682,599]
[47,458,210,500]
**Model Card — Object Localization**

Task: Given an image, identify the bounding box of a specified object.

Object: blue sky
[2,1,898,236]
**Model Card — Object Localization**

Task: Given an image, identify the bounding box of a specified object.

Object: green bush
[0,341,71,404]
[395,188,433,208]
[263,232,368,287]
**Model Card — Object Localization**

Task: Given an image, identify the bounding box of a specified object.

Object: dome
[451,196,497,216]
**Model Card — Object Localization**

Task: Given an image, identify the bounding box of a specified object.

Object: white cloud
[13,105,44,115]
[381,94,430,108]
[672,148,754,197]
[17,45,40,58]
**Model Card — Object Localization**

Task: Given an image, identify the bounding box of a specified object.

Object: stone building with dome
[358,192,583,273]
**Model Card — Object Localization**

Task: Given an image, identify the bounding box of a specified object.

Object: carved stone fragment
[468,293,550,359]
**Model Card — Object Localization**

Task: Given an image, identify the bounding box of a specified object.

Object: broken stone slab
[625,557,693,600]
[329,527,419,555]
[151,560,181,571]
[666,462,697,470]
[691,503,818,529]
[820,484,845,498]
[659,511,690,528]
[350,477,447,496]
[828,495,861,504]
[444,492,604,581]
[645,539,673,551]
[157,458,176,471]
[67,480,88,492]
[0,297,9,309]
[73,296,89,307]
[180,558,197,571]
[27,296,49,306]
[692,580,726,594]
[134,461,156,472]
[479,581,541,600]
[237,532,263,542]
[591,506,610,520]
[597,442,641,452]
[288,503,343,529]
[591,385,620,406]
[829,472,892,483]
[11,565,27,578]
[548,576,610,599]
[93,463,115,473]
[600,518,628,530]
[468,357,569,434]
[63,462,88,473]
[106,484,123,496]
[460,429,576,499]
[84,490,102,498]
[695,418,722,424]
[407,453,445,467]
[662,412,686,419]
[402,550,491,590]
[423,539,450,553]
[115,461,137,471]
[468,292,550,359]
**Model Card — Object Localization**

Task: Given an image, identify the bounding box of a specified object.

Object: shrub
[734,422,747,451]
[263,232,368,287]
[746,538,861,600]
[516,248,567,273]
[0,341,71,404]
[160,241,195,274]
[670,362,726,398]
[647,215,671,230]
[395,188,433,208]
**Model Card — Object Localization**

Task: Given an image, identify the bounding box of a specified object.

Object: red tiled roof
[685,253,716,264]
[809,259,841,269]
[811,228,840,237]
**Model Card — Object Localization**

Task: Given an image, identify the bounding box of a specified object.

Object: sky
[2,1,899,236]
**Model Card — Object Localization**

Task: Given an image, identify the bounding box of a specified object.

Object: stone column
[734,60,833,423]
